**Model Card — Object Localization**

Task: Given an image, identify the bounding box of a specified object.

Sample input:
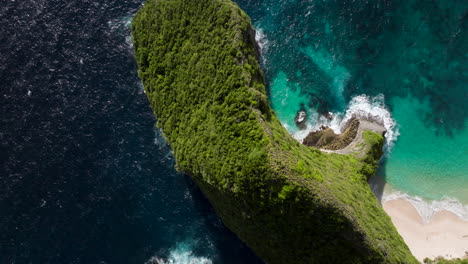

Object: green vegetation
[360,130,385,180]
[131,0,417,263]
[363,130,384,147]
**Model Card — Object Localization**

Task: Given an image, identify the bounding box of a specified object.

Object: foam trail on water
[382,191,468,223]
[146,242,213,264]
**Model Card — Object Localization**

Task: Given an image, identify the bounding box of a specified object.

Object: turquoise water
[237,0,468,205]
[385,96,468,203]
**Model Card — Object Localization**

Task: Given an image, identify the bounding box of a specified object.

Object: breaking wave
[338,94,398,148]
[254,27,269,62]
[146,242,213,264]
[293,94,398,150]
[382,191,468,223]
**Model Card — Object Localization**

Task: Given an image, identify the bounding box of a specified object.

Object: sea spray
[107,15,133,32]
[254,27,269,62]
[108,15,135,51]
[339,94,398,148]
[292,94,398,150]
[146,241,213,264]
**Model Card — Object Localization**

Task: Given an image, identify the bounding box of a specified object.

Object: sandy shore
[383,199,468,261]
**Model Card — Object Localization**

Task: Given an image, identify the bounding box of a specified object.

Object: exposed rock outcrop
[303,118,361,150]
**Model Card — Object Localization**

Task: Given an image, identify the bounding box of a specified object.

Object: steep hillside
[131,0,417,263]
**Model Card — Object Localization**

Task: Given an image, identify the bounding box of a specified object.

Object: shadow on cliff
[368,156,389,203]
[182,174,265,264]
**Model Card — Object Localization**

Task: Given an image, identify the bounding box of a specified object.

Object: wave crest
[339,94,398,149]
[293,94,398,150]
[255,27,269,59]
[382,191,468,223]
[146,242,213,264]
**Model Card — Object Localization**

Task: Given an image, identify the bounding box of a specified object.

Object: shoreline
[300,111,468,260]
[383,198,468,261]
[287,96,468,261]
[381,189,468,223]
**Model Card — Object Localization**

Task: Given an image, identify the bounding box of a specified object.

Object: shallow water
[237,0,468,210]
[1,0,467,263]
[384,96,468,203]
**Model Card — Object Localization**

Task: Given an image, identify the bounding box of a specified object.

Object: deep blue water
[2,0,467,263]
[0,1,262,263]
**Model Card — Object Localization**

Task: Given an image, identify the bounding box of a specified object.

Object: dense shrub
[132,0,417,263]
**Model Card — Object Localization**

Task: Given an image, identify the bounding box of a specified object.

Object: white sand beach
[383,199,468,261]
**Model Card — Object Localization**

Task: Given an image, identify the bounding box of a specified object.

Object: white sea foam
[292,94,399,150]
[146,242,213,264]
[285,94,467,223]
[382,190,468,223]
[107,15,135,52]
[340,94,398,148]
[108,15,133,31]
[125,35,133,49]
[255,27,269,60]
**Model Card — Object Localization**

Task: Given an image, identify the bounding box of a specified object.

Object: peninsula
[131,0,418,262]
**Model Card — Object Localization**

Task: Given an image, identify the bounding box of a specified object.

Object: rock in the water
[294,110,307,129]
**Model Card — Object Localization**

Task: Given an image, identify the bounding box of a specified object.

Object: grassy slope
[131,0,417,263]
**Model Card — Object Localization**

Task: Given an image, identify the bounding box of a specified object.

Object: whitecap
[254,27,269,61]
[292,94,398,151]
[107,15,132,31]
[339,94,399,149]
[107,15,134,51]
[146,242,213,264]
[125,35,133,49]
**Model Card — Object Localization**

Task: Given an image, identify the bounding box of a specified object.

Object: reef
[131,0,418,263]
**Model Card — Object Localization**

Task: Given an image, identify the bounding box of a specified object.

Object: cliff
[131,0,418,263]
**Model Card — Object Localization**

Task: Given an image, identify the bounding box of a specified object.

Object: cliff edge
[131,0,418,263]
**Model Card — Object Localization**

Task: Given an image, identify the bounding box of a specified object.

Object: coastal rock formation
[303,118,360,149]
[294,110,307,129]
[304,117,387,180]
[304,126,338,147]
[131,0,417,263]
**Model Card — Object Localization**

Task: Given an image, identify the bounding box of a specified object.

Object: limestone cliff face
[131,0,418,263]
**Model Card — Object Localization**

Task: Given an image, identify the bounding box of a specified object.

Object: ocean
[237,0,468,221]
[0,0,466,263]
[0,1,262,263]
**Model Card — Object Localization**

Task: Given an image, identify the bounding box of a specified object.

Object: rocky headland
[131,0,418,263]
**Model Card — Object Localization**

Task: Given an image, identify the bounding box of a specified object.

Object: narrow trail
[321,119,386,157]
